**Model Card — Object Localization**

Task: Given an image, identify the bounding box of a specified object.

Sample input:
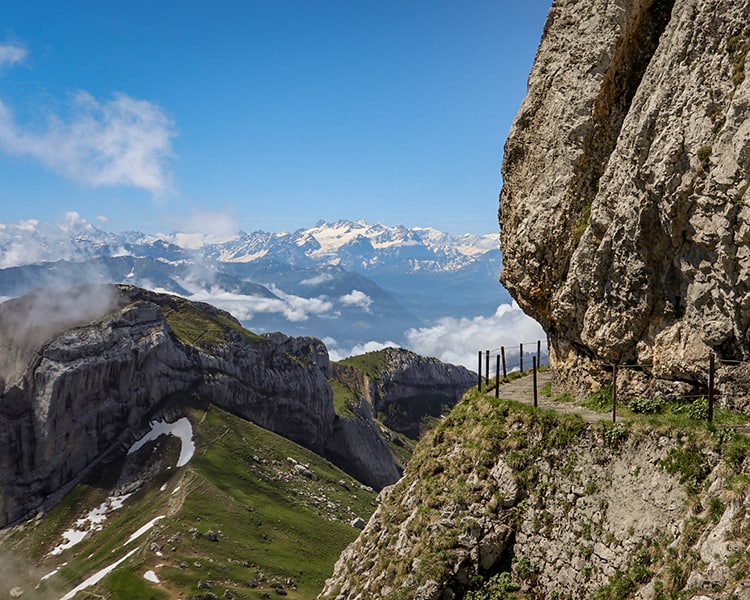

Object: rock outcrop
[499,0,750,397]
[324,396,403,490]
[0,285,393,527]
[325,348,475,488]
[318,389,750,599]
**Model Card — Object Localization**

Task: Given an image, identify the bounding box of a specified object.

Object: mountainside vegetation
[319,385,750,599]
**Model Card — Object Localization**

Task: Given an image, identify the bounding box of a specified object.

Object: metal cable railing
[475,344,749,425]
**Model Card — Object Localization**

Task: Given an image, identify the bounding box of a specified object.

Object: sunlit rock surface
[499,0,750,397]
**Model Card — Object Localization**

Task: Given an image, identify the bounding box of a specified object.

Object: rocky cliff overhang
[499,0,750,397]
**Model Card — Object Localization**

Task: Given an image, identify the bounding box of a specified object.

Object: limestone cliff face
[325,348,474,486]
[333,347,476,439]
[500,0,750,396]
[0,285,391,527]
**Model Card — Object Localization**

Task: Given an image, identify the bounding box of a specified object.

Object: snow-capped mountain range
[0,215,537,368]
[0,216,498,271]
[201,220,499,269]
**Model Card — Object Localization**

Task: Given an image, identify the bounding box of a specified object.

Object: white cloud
[0,219,45,268]
[58,211,95,234]
[404,303,546,372]
[266,284,334,321]
[325,337,399,362]
[0,43,27,69]
[172,281,334,323]
[301,273,334,286]
[14,218,39,233]
[0,91,175,195]
[339,289,373,312]
[164,209,240,247]
[0,213,101,268]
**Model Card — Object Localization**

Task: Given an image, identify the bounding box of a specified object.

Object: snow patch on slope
[48,494,133,556]
[128,417,195,468]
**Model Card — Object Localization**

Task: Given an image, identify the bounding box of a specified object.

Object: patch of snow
[108,495,130,511]
[165,231,238,249]
[49,528,88,556]
[128,417,195,467]
[155,257,189,265]
[59,548,138,600]
[48,493,133,556]
[125,515,165,545]
[143,570,160,583]
[220,248,267,262]
[39,569,58,582]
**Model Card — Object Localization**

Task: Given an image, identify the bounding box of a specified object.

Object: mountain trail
[486,371,617,423]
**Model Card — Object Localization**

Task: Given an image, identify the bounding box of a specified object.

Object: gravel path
[485,371,616,423]
[486,372,750,432]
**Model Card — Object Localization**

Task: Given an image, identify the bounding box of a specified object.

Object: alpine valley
[7,0,750,598]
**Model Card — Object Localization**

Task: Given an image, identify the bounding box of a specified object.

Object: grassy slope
[6,403,377,600]
[339,351,389,380]
[161,297,266,348]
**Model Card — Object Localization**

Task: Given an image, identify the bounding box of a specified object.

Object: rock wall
[324,397,403,489]
[0,294,191,527]
[499,0,750,396]
[195,330,336,455]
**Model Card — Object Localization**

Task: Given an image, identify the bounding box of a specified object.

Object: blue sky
[0,1,551,236]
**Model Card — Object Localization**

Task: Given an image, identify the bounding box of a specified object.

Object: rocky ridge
[499,0,750,397]
[0,284,471,528]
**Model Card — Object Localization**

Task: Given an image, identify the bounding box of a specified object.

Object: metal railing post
[495,354,501,398]
[477,351,482,391]
[612,364,618,423]
[708,353,715,423]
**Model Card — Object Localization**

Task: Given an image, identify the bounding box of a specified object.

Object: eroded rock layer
[500,0,750,396]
